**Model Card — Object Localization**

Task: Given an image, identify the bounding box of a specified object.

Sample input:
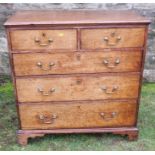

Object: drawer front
[13,51,142,76]
[10,30,77,50]
[16,75,140,102]
[19,100,137,129]
[81,28,145,49]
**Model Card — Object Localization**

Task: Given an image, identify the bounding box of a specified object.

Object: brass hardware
[76,79,82,85]
[103,37,109,41]
[101,86,118,94]
[38,113,57,124]
[117,36,121,41]
[36,62,55,71]
[49,62,55,66]
[34,33,53,46]
[37,88,55,96]
[100,112,117,121]
[36,62,44,66]
[76,53,81,60]
[103,34,121,46]
[42,32,46,37]
[111,32,115,37]
[103,58,120,68]
[115,58,120,64]
[103,59,109,65]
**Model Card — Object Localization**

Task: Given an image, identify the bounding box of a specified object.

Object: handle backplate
[103,32,121,46]
[34,32,53,46]
[101,86,118,94]
[103,58,120,68]
[38,113,57,124]
[37,88,55,96]
[100,112,117,121]
[36,62,55,71]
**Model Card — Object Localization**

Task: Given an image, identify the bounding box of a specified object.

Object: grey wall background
[0,3,155,82]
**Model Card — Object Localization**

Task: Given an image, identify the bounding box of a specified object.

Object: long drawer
[19,100,137,129]
[10,29,77,50]
[16,74,140,102]
[13,51,142,76]
[81,28,145,49]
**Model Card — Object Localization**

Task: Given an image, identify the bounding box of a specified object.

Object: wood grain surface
[16,74,140,102]
[13,51,142,76]
[19,100,137,129]
[10,29,77,50]
[4,10,150,26]
[81,28,145,49]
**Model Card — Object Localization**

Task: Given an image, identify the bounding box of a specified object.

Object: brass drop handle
[100,112,117,121]
[101,86,118,94]
[37,88,55,96]
[34,32,53,47]
[34,37,53,46]
[36,62,55,71]
[103,58,120,68]
[103,36,121,46]
[38,113,57,124]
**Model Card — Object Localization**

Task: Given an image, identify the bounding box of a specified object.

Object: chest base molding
[17,127,138,146]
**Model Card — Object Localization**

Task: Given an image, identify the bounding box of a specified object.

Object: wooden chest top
[4,10,150,26]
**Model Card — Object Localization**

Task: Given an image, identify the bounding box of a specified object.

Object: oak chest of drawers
[4,10,150,145]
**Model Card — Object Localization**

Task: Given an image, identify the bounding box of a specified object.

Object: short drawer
[13,51,142,76]
[16,74,140,102]
[19,100,137,129]
[10,29,77,50]
[81,28,145,49]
